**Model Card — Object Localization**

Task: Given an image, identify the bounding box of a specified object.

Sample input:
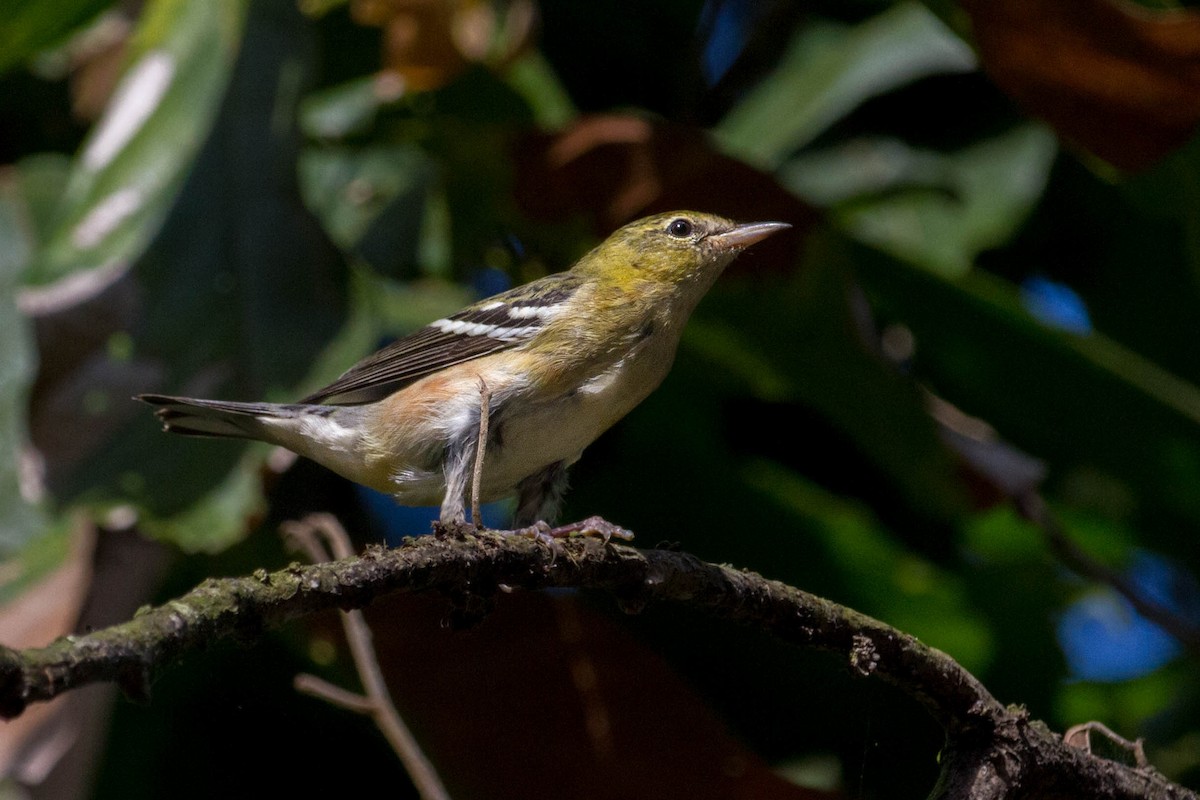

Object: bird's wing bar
[302,274,581,406]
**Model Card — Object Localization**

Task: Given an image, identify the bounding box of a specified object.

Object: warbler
[139,211,789,530]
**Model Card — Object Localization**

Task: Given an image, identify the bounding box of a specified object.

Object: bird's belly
[475,349,670,499]
[378,394,636,507]
[357,336,675,506]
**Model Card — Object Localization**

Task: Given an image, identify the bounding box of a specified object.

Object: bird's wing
[302,273,583,406]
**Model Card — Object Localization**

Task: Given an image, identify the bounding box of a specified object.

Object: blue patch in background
[699,0,757,85]
[1057,552,1198,681]
[1020,276,1093,334]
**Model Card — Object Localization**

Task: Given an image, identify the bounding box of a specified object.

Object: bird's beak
[709,221,792,252]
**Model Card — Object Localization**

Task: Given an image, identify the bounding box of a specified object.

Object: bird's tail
[137,394,300,439]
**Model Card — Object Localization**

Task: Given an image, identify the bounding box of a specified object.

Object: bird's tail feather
[136,394,298,439]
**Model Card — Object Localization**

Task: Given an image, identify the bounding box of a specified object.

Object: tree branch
[0,529,1192,799]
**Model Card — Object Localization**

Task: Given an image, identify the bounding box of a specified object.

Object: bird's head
[574,211,791,294]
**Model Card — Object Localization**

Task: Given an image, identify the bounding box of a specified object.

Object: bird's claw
[503,521,565,559]
[500,515,632,550]
[547,515,634,543]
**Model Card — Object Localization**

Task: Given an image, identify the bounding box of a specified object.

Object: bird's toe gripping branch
[505,516,634,544]
[547,515,634,542]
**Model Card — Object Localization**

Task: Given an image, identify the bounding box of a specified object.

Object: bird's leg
[436,439,474,536]
[470,378,491,529]
[502,462,566,547]
[436,379,492,537]
[508,463,634,543]
[513,460,569,527]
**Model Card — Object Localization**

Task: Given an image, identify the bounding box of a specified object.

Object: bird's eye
[667,218,694,238]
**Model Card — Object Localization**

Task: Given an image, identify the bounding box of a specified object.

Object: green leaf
[745,460,993,672]
[1056,667,1185,737]
[0,0,115,76]
[1085,137,1200,390]
[137,446,267,553]
[857,245,1200,549]
[961,506,1044,564]
[48,0,348,552]
[716,2,976,169]
[782,125,1058,278]
[0,170,47,556]
[299,75,394,140]
[9,154,74,249]
[688,242,969,526]
[503,51,577,129]
[298,143,434,275]
[28,0,248,287]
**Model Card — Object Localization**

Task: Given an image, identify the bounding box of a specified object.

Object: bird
[138,211,790,534]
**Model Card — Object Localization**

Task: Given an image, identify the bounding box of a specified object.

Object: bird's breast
[480,327,679,488]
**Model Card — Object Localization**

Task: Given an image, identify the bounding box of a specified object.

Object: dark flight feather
[302,273,584,406]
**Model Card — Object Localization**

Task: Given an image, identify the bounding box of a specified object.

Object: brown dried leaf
[962,0,1200,171]
[65,14,132,123]
[351,0,497,91]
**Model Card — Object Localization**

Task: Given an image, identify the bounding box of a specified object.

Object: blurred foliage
[3,0,1200,797]
[0,0,112,77]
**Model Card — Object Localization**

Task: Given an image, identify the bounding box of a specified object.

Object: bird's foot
[501,521,563,557]
[544,515,634,543]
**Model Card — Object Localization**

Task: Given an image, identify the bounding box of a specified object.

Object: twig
[283,514,451,800]
[294,673,375,714]
[472,379,491,528]
[1064,721,1148,769]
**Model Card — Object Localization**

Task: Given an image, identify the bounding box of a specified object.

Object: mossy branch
[0,529,1191,800]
